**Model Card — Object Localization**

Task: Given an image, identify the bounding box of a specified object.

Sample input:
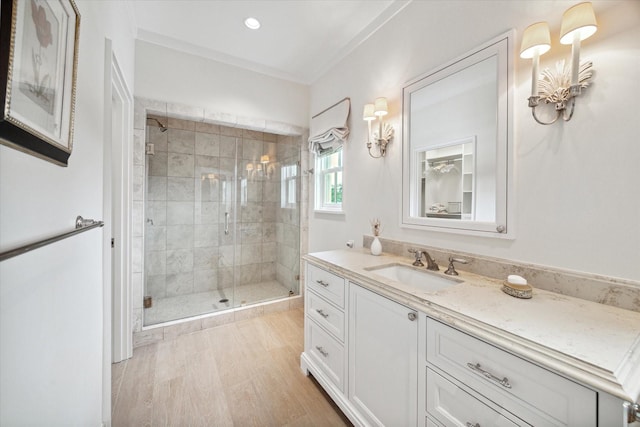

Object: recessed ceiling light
[244,17,261,30]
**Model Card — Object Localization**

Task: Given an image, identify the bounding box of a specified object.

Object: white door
[348,282,418,426]
[104,41,133,365]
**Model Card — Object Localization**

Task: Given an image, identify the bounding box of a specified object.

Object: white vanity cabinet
[302,264,348,393]
[426,368,524,427]
[348,283,418,427]
[426,318,597,427]
[301,263,422,427]
[302,258,638,427]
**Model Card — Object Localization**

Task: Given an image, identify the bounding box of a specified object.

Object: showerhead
[147,117,167,132]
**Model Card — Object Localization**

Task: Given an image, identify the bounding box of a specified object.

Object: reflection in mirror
[419,138,475,220]
[402,30,514,236]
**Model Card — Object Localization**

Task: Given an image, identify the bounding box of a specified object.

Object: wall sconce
[363,97,394,158]
[521,2,596,125]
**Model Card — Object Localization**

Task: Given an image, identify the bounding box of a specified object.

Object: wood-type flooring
[112,307,351,426]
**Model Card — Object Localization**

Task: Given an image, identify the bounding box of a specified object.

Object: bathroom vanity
[300,249,640,427]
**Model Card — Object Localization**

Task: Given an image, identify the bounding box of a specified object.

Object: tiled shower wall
[131,98,306,331]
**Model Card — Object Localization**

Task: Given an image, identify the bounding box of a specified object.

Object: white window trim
[314,149,344,214]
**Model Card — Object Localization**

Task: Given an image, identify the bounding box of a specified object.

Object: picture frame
[0,0,80,166]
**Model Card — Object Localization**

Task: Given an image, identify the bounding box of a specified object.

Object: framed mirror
[402,30,514,237]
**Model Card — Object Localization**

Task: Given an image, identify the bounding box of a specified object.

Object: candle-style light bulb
[363,103,375,144]
[560,2,597,91]
[520,22,551,99]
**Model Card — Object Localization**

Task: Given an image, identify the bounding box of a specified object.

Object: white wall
[135,40,310,129]
[309,0,640,282]
[0,1,136,424]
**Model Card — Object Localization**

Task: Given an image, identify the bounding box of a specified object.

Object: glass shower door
[141,118,302,326]
[143,117,239,326]
[212,142,238,311]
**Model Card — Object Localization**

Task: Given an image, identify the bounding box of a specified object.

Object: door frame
[103,39,133,368]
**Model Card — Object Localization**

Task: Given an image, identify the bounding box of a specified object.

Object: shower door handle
[224,212,229,235]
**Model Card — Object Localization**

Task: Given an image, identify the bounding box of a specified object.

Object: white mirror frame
[402,30,515,238]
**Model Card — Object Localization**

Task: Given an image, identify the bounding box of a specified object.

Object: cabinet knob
[466,423,480,427]
[407,312,417,321]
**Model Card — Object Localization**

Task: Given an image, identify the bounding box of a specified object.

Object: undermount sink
[364,263,461,293]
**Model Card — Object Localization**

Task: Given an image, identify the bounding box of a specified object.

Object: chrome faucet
[408,248,439,271]
[408,248,424,267]
[423,251,439,271]
[444,256,468,276]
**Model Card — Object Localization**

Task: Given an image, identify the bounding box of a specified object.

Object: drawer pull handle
[315,346,329,357]
[467,362,512,389]
[316,280,329,287]
[466,423,480,427]
[316,309,329,318]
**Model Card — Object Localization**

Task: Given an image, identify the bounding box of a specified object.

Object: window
[315,148,343,212]
[281,163,298,209]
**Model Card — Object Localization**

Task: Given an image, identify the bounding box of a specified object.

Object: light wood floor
[112,307,352,426]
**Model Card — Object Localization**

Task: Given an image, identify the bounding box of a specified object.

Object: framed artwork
[0,0,80,166]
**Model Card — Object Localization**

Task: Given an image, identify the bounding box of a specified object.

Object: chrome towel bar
[0,216,104,262]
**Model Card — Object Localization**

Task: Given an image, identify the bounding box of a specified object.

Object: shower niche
[142,114,302,326]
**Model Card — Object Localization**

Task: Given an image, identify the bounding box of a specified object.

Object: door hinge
[111,238,114,248]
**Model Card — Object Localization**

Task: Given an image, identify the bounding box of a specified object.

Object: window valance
[308,98,350,156]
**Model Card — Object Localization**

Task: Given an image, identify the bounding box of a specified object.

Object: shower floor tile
[143,280,292,326]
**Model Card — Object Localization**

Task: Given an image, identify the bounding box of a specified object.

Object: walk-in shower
[143,114,301,326]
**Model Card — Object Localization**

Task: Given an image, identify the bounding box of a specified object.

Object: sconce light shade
[363,103,376,121]
[520,22,551,58]
[560,2,597,44]
[374,97,388,116]
[363,97,394,158]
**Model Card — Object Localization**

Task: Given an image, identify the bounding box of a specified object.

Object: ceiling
[131,0,410,85]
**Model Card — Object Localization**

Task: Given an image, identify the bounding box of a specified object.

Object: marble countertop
[304,249,640,403]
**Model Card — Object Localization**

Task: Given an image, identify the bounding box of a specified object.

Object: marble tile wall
[145,117,286,300]
[132,99,305,330]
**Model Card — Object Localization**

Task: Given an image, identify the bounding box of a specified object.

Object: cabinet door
[348,283,418,427]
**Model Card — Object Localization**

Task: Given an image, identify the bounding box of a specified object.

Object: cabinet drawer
[427,368,525,427]
[426,416,440,427]
[307,264,345,308]
[307,291,345,341]
[427,318,596,427]
[308,320,345,392]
